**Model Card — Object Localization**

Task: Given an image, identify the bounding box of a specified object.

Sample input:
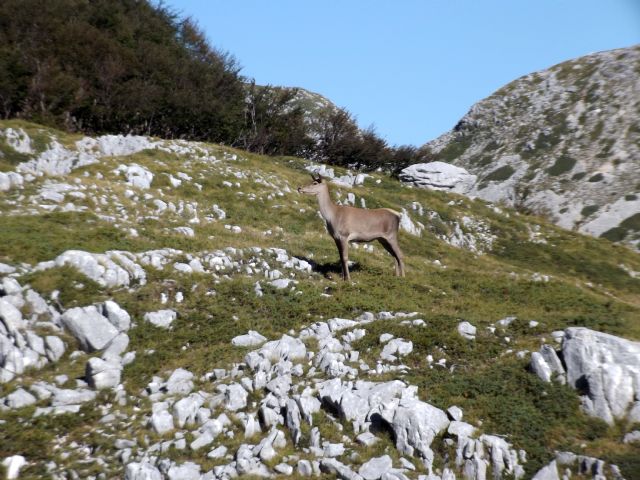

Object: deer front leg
[334,237,350,281]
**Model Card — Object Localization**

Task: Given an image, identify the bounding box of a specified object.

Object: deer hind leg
[334,237,350,281]
[379,235,405,277]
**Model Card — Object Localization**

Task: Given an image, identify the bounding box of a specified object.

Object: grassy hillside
[1,120,639,478]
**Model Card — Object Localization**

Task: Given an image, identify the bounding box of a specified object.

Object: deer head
[297,173,325,195]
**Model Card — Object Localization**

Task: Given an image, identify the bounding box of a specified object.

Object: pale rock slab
[2,455,27,480]
[399,162,477,194]
[359,455,393,480]
[60,306,119,352]
[457,321,477,340]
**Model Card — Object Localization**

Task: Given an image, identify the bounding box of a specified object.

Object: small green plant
[546,155,576,176]
[588,173,604,182]
[483,165,515,182]
[581,205,599,217]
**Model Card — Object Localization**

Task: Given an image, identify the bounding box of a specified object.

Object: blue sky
[166,1,640,147]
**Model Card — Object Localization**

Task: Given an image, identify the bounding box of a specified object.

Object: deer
[297,173,405,281]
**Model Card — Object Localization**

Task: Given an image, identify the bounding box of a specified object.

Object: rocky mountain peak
[420,44,640,250]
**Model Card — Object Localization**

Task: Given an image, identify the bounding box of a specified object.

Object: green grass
[1,120,639,478]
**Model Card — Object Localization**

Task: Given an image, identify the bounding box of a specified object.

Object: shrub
[546,155,576,176]
[483,165,515,182]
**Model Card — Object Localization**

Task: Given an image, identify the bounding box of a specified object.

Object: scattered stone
[85,357,122,389]
[232,330,267,347]
[2,455,27,480]
[563,327,640,424]
[457,321,477,340]
[144,309,177,329]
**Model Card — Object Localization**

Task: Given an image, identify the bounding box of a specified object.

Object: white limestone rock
[457,321,477,340]
[166,462,201,480]
[144,309,177,329]
[232,330,267,347]
[151,406,174,435]
[380,396,450,467]
[532,461,560,480]
[224,383,248,411]
[562,327,640,424]
[100,300,131,331]
[380,338,413,362]
[85,357,122,389]
[399,162,477,194]
[359,455,393,480]
[0,298,25,333]
[44,336,65,362]
[115,164,154,190]
[165,368,194,394]
[173,393,205,428]
[4,388,37,409]
[2,455,27,480]
[60,306,119,352]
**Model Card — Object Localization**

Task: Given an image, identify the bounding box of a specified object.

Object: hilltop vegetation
[0,121,639,478]
[0,0,424,171]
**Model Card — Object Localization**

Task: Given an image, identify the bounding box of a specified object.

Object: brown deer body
[298,175,405,281]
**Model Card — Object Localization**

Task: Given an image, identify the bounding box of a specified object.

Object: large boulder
[399,162,477,194]
[562,327,640,424]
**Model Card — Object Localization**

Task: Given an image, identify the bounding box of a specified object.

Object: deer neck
[317,185,337,224]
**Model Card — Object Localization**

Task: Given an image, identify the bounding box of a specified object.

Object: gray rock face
[399,162,477,194]
[60,306,119,352]
[562,327,640,424]
[166,461,201,480]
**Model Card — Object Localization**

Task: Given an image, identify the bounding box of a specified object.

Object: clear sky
[165,0,640,147]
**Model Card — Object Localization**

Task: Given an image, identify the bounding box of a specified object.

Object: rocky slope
[1,121,640,479]
[420,44,640,250]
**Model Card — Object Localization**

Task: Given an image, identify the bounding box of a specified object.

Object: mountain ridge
[420,44,640,250]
